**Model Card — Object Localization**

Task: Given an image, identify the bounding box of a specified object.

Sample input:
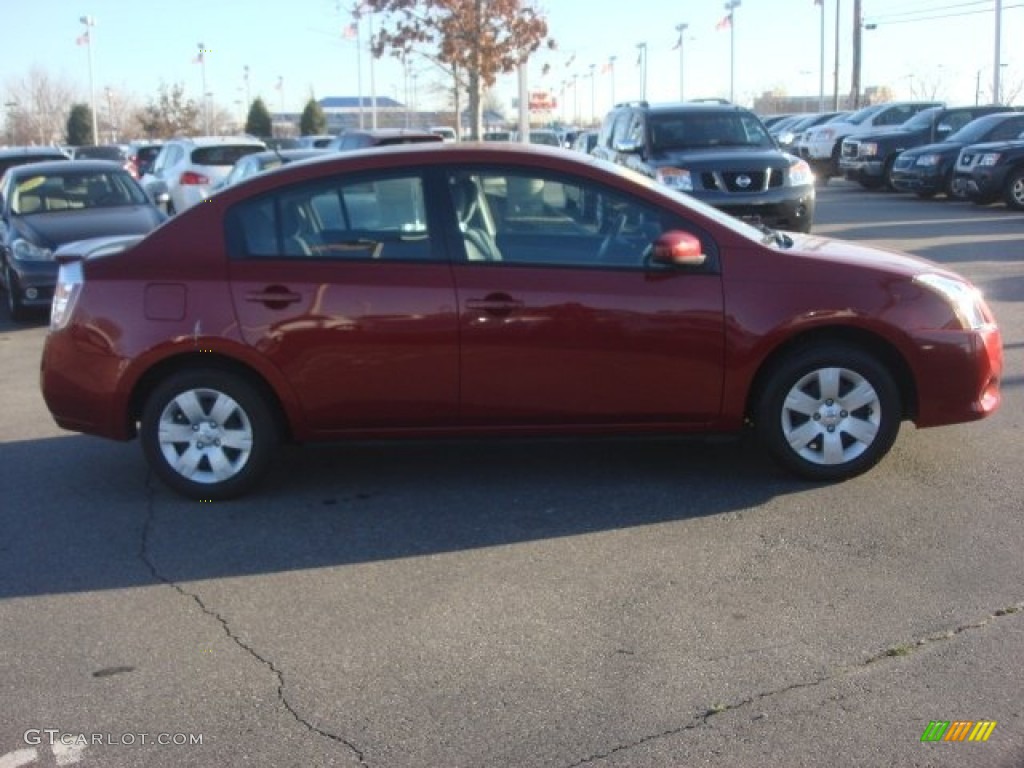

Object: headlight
[655,167,693,191]
[820,129,835,141]
[779,131,795,144]
[979,153,1001,167]
[915,273,991,331]
[12,238,54,261]
[787,158,814,186]
[914,154,941,167]
[50,260,84,330]
[859,142,878,157]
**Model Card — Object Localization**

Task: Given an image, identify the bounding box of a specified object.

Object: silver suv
[142,136,265,214]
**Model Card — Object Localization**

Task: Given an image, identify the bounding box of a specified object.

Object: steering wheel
[596,213,628,263]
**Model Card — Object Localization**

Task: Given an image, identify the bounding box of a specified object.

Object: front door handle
[245,285,302,309]
[466,293,523,316]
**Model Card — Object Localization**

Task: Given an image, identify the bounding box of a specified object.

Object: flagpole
[79,16,98,145]
[636,43,647,101]
[818,0,825,111]
[608,56,617,108]
[675,23,688,101]
[724,1,740,103]
[197,43,208,133]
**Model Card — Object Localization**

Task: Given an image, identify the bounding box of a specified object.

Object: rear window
[0,154,69,175]
[75,146,126,161]
[191,145,263,166]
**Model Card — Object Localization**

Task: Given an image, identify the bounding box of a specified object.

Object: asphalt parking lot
[1,182,1022,767]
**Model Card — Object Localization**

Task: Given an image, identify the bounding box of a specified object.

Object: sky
[2,0,1021,128]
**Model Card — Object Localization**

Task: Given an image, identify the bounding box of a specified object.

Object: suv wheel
[1003,168,1024,211]
[5,268,28,322]
[141,369,279,499]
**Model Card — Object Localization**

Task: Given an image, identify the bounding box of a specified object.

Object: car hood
[899,140,964,159]
[957,138,1024,154]
[11,206,164,250]
[780,232,947,278]
[650,147,794,169]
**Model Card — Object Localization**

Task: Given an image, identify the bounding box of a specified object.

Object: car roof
[0,146,69,159]
[5,159,128,176]
[168,135,266,147]
[641,102,755,116]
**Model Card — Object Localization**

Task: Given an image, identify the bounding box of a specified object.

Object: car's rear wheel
[1003,168,1024,211]
[755,345,901,481]
[141,370,278,500]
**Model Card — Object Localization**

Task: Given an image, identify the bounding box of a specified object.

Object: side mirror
[936,123,952,136]
[650,230,706,267]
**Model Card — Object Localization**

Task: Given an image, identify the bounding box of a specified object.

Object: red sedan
[40,143,1002,499]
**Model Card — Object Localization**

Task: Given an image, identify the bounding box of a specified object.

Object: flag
[342,22,357,39]
[672,34,681,51]
[565,54,576,68]
[601,61,611,75]
[193,51,204,64]
[76,31,89,46]
[275,76,283,91]
[716,14,732,31]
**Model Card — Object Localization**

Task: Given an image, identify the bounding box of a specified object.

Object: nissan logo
[736,174,752,188]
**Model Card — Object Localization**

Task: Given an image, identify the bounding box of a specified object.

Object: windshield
[843,105,883,125]
[11,170,148,214]
[649,112,774,151]
[901,107,941,131]
[947,114,1014,144]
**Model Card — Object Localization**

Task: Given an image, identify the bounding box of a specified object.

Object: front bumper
[911,324,1002,428]
[7,259,58,308]
[696,187,816,233]
[839,158,883,181]
[963,168,1007,202]
[890,166,943,194]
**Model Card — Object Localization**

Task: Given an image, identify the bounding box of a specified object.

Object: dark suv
[954,137,1024,210]
[839,105,1014,189]
[592,101,815,232]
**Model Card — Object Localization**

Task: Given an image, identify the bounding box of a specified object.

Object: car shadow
[0,433,812,599]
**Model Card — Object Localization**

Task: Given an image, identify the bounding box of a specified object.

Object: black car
[0,159,165,320]
[839,105,1015,189]
[953,138,1024,210]
[592,101,815,232]
[326,129,443,151]
[0,146,70,178]
[890,112,1024,199]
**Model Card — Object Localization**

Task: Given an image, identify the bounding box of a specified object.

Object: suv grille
[958,151,978,169]
[841,140,859,159]
[701,170,779,193]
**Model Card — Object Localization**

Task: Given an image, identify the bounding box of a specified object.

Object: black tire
[5,268,28,322]
[141,369,278,500]
[882,157,898,191]
[755,345,902,481]
[915,189,938,200]
[1003,168,1024,212]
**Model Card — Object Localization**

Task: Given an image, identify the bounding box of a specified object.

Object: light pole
[589,63,596,125]
[636,42,647,101]
[197,42,209,133]
[243,65,251,109]
[675,23,688,101]
[724,1,740,103]
[608,56,617,108]
[994,0,1003,104]
[817,0,825,111]
[79,16,98,145]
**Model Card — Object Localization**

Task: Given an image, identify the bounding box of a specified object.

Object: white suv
[142,136,265,214]
[801,102,942,181]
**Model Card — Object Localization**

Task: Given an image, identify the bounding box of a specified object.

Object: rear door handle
[466,293,523,316]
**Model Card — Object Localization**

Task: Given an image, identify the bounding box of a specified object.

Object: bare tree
[366,0,554,139]
[4,67,77,145]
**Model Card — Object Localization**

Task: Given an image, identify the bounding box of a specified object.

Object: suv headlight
[915,273,992,330]
[655,167,693,191]
[914,154,941,167]
[12,238,54,261]
[787,158,814,186]
[859,142,879,157]
[979,153,1002,167]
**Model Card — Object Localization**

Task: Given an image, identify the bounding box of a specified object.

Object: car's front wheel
[755,345,902,481]
[1003,168,1024,211]
[141,369,278,500]
[5,267,28,322]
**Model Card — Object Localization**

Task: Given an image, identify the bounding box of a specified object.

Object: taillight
[179,171,209,185]
[126,159,139,179]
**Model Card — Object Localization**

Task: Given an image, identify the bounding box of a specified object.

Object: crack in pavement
[563,602,1023,767]
[138,476,368,767]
